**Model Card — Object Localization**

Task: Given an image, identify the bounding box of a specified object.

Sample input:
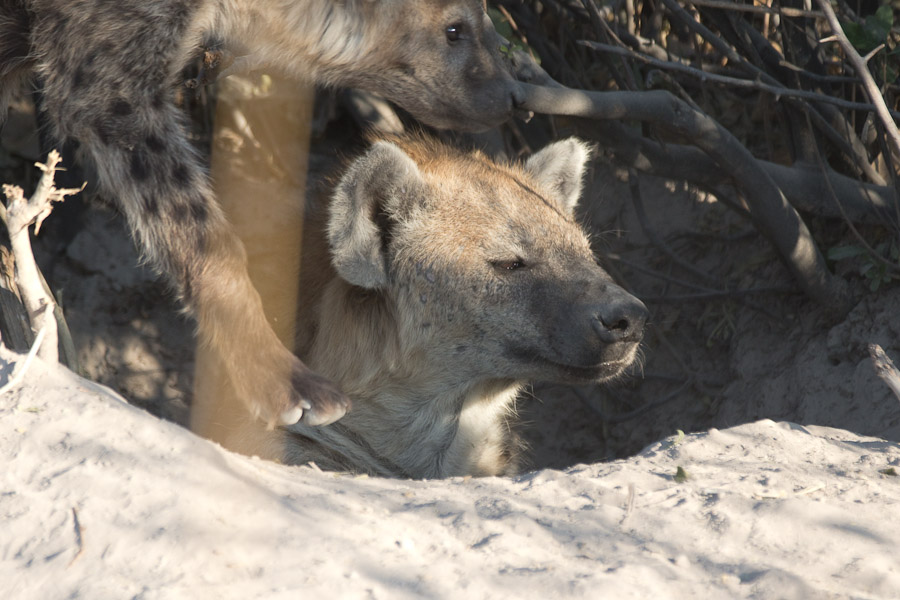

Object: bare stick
[0,304,51,395]
[868,344,900,405]
[2,151,84,363]
[816,0,900,157]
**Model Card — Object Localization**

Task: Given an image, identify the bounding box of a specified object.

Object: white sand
[2,348,899,599]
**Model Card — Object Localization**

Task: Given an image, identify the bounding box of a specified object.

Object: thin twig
[685,0,824,19]
[639,287,794,302]
[816,0,900,158]
[804,111,900,276]
[657,0,781,87]
[627,169,722,286]
[606,253,720,293]
[580,41,900,119]
[582,378,693,423]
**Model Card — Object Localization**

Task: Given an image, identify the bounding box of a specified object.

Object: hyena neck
[439,380,524,477]
[308,282,524,478]
[336,379,523,479]
[208,0,380,86]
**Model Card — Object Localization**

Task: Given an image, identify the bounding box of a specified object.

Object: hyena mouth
[515,343,642,383]
[553,355,638,383]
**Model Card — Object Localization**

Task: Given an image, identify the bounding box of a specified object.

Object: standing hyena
[0,0,525,427]
[242,135,648,478]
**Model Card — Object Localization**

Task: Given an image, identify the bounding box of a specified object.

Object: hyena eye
[445,23,463,43]
[492,258,526,272]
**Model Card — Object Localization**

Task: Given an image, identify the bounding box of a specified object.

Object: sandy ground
[2,346,899,599]
[4,86,900,598]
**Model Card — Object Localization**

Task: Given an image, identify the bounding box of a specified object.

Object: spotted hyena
[0,0,525,427]
[237,135,647,478]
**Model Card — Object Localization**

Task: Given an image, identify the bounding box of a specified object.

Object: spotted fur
[0,0,524,427]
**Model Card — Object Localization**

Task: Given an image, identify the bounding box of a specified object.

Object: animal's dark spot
[111,99,132,116]
[171,202,188,222]
[130,150,150,181]
[93,118,115,145]
[72,67,88,88]
[170,198,207,225]
[189,200,209,223]
[172,164,190,186]
[194,230,208,254]
[83,48,99,67]
[396,62,416,77]
[151,90,166,109]
[141,193,160,216]
[146,135,167,153]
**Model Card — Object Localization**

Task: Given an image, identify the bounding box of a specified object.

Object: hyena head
[347,0,524,132]
[327,136,648,385]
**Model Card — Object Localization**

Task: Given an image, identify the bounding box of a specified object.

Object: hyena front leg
[41,88,348,427]
[186,217,350,426]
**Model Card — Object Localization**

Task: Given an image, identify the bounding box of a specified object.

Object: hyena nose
[592,297,648,344]
[510,83,527,108]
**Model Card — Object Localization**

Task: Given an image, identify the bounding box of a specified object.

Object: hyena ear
[524,138,592,216]
[328,141,424,289]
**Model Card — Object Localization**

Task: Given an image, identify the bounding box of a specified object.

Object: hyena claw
[278,406,305,427]
[289,366,350,427]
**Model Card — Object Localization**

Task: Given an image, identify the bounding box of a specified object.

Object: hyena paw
[281,359,350,427]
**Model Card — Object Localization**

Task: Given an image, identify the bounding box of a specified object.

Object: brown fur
[239,135,648,478]
[0,0,524,427]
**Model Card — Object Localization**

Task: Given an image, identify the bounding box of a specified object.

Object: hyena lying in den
[241,136,647,478]
[0,0,524,427]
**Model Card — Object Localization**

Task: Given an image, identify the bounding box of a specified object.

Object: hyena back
[249,135,648,478]
[0,0,524,427]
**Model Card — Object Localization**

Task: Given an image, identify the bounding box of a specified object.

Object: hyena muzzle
[246,135,648,478]
[0,0,525,427]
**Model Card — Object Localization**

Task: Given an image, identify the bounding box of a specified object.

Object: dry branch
[518,82,852,316]
[1,151,83,363]
[868,344,900,404]
[582,118,897,224]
